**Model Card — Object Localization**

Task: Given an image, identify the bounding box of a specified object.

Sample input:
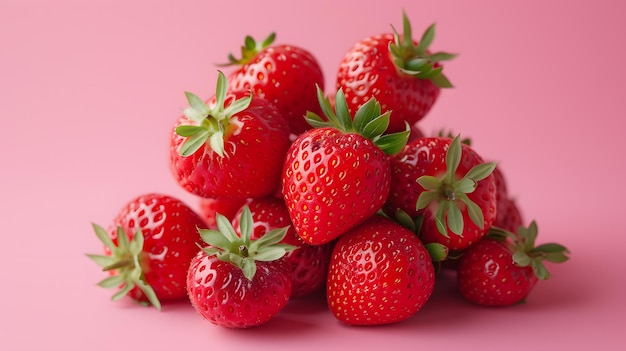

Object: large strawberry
[186,206,296,328]
[170,71,290,199]
[282,87,409,245]
[86,193,207,310]
[231,196,334,297]
[336,11,456,133]
[457,221,570,306]
[326,215,435,326]
[223,33,325,136]
[383,135,497,251]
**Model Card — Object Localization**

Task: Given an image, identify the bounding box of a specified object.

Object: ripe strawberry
[86,193,207,309]
[326,215,435,326]
[282,87,409,245]
[187,206,296,328]
[170,70,290,199]
[336,11,456,133]
[231,196,334,297]
[457,221,570,306]
[224,33,325,136]
[383,135,497,251]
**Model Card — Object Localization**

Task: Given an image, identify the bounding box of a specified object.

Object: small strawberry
[86,193,207,309]
[231,196,334,297]
[336,11,456,133]
[223,33,325,136]
[170,70,290,199]
[282,87,409,245]
[457,221,570,306]
[326,215,435,326]
[384,135,497,251]
[186,206,296,328]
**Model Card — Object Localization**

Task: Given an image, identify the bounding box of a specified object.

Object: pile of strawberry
[87,12,569,327]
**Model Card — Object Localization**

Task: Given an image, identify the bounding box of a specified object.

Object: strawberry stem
[239,245,249,258]
[102,258,134,271]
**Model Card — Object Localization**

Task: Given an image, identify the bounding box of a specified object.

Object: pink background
[1,0,625,349]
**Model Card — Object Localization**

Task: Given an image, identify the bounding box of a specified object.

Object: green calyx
[305,86,410,155]
[86,224,161,310]
[389,11,457,88]
[488,221,570,280]
[416,135,497,238]
[175,70,252,157]
[218,32,276,66]
[198,205,297,281]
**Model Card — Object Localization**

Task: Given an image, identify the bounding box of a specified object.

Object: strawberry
[224,33,325,136]
[383,135,497,251]
[326,215,435,326]
[186,206,296,328]
[336,11,456,133]
[169,70,290,199]
[282,87,409,245]
[457,221,570,306]
[231,196,334,297]
[86,193,207,309]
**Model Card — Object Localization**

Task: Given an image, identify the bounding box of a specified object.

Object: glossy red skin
[106,193,207,303]
[231,197,333,297]
[282,127,391,245]
[457,238,538,306]
[170,94,290,199]
[228,44,325,136]
[384,137,497,251]
[337,33,440,133]
[186,251,292,328]
[326,215,435,325]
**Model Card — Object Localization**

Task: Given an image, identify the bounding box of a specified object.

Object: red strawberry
[336,11,456,133]
[326,215,435,325]
[282,87,409,245]
[170,71,290,199]
[187,206,296,328]
[457,221,570,306]
[231,196,334,297]
[383,135,497,251]
[224,33,325,136]
[86,193,207,309]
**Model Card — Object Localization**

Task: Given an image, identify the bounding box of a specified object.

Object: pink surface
[1,0,625,349]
